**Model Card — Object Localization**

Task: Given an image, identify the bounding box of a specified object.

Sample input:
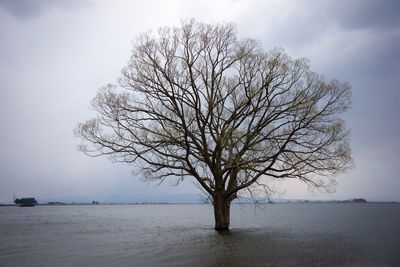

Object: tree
[76,20,352,231]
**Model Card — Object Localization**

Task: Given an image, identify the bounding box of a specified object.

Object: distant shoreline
[1,200,399,207]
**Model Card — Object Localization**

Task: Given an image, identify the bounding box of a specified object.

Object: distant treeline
[14,197,37,205]
[14,198,37,205]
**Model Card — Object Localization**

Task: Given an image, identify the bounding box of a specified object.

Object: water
[0,203,399,266]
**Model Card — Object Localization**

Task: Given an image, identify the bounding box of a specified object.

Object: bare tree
[76,20,352,230]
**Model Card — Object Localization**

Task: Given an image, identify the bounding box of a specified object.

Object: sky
[0,0,399,203]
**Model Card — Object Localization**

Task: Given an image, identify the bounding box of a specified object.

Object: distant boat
[14,197,38,207]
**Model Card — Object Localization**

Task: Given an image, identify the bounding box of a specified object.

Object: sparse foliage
[76,20,352,230]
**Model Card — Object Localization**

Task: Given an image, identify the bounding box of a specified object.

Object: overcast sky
[0,0,399,203]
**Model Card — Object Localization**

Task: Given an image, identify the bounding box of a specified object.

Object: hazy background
[0,0,399,203]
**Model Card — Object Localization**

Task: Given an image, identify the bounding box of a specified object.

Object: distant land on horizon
[2,197,399,206]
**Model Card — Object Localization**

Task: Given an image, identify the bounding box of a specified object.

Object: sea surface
[0,203,399,266]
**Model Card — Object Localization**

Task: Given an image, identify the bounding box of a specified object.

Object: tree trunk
[213,195,230,231]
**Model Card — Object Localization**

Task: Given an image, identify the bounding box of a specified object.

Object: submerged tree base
[215,226,230,231]
[214,198,231,231]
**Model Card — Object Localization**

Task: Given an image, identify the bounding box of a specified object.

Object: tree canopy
[76,20,352,230]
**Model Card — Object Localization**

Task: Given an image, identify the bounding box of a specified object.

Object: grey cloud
[235,1,330,49]
[326,0,400,31]
[0,0,44,18]
[0,0,93,19]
